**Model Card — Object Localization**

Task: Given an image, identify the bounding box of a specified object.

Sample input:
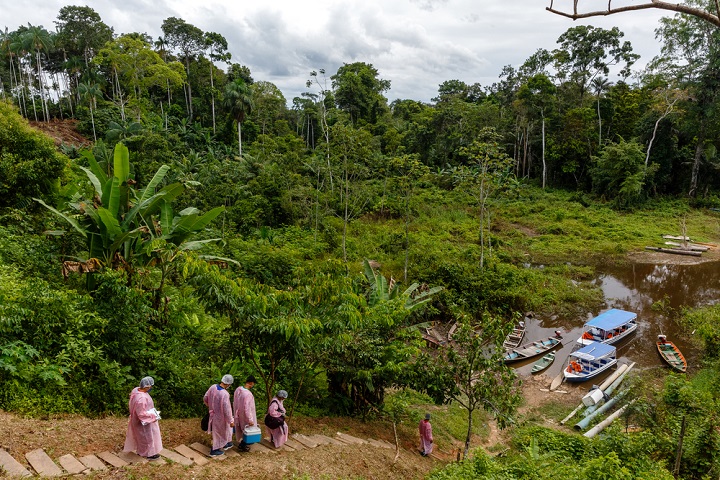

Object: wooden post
[673,415,687,478]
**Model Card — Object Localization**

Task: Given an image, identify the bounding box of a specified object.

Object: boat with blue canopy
[563,342,617,382]
[577,308,637,346]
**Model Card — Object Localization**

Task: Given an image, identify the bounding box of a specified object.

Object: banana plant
[363,258,443,311]
[37,142,224,295]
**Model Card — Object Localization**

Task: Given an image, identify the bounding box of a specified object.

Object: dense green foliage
[2,6,720,479]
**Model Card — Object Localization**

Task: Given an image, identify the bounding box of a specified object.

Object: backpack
[263,399,285,429]
[200,412,210,431]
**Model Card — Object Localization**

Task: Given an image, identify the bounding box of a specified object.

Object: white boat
[503,321,526,350]
[577,309,637,346]
[563,342,617,382]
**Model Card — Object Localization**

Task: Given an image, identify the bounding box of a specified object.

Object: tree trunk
[210,64,216,134]
[689,131,705,197]
[238,121,242,157]
[673,415,687,478]
[463,407,473,459]
[542,111,547,189]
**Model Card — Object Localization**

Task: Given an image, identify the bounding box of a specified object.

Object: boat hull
[563,358,617,382]
[657,341,687,373]
[504,338,561,364]
[577,322,637,346]
[531,352,555,374]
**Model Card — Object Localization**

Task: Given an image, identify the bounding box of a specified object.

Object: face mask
[148,387,153,392]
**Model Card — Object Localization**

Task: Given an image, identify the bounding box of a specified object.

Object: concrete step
[335,432,367,445]
[96,451,128,468]
[189,442,226,460]
[173,444,208,466]
[77,454,108,471]
[283,437,307,450]
[117,451,148,464]
[260,438,292,451]
[249,441,276,453]
[367,438,393,449]
[25,449,63,477]
[159,448,194,466]
[57,453,88,474]
[309,434,344,446]
[291,433,319,448]
[0,448,32,478]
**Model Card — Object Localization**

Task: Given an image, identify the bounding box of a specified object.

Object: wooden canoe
[531,352,556,374]
[504,336,561,364]
[657,339,687,373]
[503,323,526,350]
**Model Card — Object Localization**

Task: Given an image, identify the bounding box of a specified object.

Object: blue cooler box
[243,425,262,444]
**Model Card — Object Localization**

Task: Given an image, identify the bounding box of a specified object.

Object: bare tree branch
[546,0,720,27]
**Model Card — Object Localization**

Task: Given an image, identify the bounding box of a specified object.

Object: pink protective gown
[233,386,257,430]
[124,387,162,457]
[266,397,288,448]
[419,419,433,455]
[204,384,234,450]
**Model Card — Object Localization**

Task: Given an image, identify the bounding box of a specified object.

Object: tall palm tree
[591,76,611,146]
[23,24,54,122]
[223,79,254,157]
[78,81,100,141]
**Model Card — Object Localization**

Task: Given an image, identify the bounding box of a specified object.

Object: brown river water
[512,261,720,384]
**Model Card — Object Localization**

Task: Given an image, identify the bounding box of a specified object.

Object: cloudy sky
[4,0,669,103]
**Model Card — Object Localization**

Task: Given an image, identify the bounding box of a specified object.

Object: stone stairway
[0,432,395,477]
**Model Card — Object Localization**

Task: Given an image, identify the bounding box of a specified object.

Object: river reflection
[513,261,720,381]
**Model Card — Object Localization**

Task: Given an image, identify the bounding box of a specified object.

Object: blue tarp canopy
[585,309,637,331]
[572,342,616,361]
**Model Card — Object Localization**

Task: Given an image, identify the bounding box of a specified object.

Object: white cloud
[4,0,667,102]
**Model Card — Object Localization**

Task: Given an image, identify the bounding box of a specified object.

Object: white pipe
[597,364,628,391]
[582,362,636,418]
[584,400,636,438]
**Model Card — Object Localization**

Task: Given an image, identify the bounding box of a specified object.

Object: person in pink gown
[233,375,257,452]
[265,390,288,448]
[419,413,433,457]
[124,376,162,459]
[203,374,235,456]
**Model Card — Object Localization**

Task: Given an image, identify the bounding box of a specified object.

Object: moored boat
[577,309,638,346]
[504,335,562,364]
[563,342,617,382]
[531,352,556,374]
[503,321,526,350]
[656,335,687,372]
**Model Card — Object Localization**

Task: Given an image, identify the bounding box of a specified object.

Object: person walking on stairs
[124,376,162,460]
[204,374,235,456]
[233,375,257,452]
[265,389,289,448]
[419,413,433,457]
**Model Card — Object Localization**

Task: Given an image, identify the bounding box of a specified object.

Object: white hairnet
[221,374,234,385]
[140,376,154,388]
[277,390,288,399]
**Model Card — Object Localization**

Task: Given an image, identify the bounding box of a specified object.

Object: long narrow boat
[503,321,526,350]
[504,336,562,364]
[577,309,638,346]
[563,342,617,382]
[656,335,687,372]
[531,352,556,374]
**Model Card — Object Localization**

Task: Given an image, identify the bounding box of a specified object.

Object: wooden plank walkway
[0,449,32,478]
[159,448,194,466]
[173,444,208,466]
[248,441,276,453]
[24,449,63,477]
[291,434,318,448]
[96,451,128,468]
[77,454,108,471]
[57,453,87,474]
[336,432,367,445]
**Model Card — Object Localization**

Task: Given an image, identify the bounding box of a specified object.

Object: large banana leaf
[168,206,225,244]
[121,183,184,229]
[113,142,130,184]
[81,150,108,186]
[34,199,87,237]
[79,166,103,197]
[106,177,121,218]
[136,164,170,206]
[180,238,221,251]
[96,207,122,241]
